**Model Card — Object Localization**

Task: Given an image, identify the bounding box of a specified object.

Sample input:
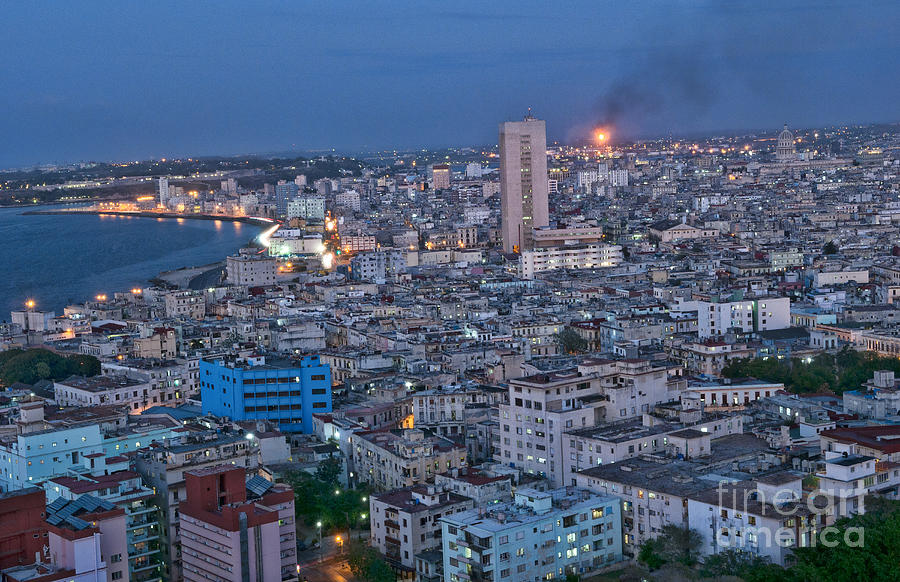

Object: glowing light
[321,252,334,269]
[131,288,142,295]
[596,132,607,142]
[257,223,280,247]
[25,299,35,309]
[96,294,107,301]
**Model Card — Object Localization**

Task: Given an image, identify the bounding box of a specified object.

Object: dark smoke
[591,52,719,142]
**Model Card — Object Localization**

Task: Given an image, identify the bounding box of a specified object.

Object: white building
[286,196,326,220]
[369,485,474,573]
[697,297,790,338]
[267,232,324,257]
[350,248,406,283]
[158,177,170,207]
[687,477,824,566]
[226,252,278,286]
[816,452,900,517]
[335,190,361,211]
[519,244,622,279]
[608,168,629,187]
[441,487,623,582]
[164,289,206,319]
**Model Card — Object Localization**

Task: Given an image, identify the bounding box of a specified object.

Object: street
[298,556,358,582]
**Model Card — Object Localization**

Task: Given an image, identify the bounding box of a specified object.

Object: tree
[637,539,666,570]
[557,329,588,354]
[0,348,101,386]
[34,362,51,379]
[315,456,342,485]
[823,240,839,255]
[639,525,703,570]
[348,543,395,582]
[700,549,771,578]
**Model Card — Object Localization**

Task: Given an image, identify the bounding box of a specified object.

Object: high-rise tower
[158,177,169,207]
[500,115,549,253]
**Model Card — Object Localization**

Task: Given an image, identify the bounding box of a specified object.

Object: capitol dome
[776,123,795,161]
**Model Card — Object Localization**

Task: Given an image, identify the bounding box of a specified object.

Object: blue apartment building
[199,355,332,433]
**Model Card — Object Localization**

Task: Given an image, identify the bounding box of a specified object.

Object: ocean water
[0,205,263,319]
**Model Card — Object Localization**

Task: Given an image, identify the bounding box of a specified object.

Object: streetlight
[335,536,343,556]
[335,489,341,496]
[316,521,323,563]
[25,299,35,310]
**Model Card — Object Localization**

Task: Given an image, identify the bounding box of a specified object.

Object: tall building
[199,355,332,433]
[275,180,299,217]
[158,177,169,207]
[500,115,549,253]
[134,431,260,582]
[179,466,296,582]
[0,488,46,570]
[431,163,451,190]
[776,123,795,162]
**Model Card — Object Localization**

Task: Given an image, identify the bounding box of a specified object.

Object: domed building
[776,123,795,162]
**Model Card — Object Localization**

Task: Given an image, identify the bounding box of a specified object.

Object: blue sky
[1,1,898,167]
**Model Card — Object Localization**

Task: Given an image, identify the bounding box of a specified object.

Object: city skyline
[3,2,900,167]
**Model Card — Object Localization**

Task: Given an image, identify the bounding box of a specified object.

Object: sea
[0,204,263,320]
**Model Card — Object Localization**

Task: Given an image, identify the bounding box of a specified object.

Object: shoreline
[21,208,275,226]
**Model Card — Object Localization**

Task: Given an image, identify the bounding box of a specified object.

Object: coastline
[21,208,275,226]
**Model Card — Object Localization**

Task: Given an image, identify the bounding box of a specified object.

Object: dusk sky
[2,1,899,167]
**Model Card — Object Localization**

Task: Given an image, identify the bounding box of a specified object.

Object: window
[112,572,123,581]
[110,554,122,563]
[311,374,326,381]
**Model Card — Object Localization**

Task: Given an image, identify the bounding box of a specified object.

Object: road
[298,556,357,582]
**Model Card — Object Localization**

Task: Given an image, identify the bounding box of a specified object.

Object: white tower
[158,177,170,207]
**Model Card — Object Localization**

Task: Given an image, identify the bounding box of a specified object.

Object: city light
[25,299,35,309]
[131,288,142,294]
[96,294,107,301]
[321,252,334,269]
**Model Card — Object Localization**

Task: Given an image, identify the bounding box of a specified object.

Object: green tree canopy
[0,348,101,386]
[557,328,588,354]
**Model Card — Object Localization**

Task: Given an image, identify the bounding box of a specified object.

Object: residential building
[441,487,623,582]
[0,488,46,570]
[179,466,296,582]
[199,355,332,434]
[519,244,623,279]
[133,432,259,582]
[350,429,466,491]
[369,485,473,575]
[226,252,278,287]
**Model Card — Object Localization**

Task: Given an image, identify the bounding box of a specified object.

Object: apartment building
[179,466,296,582]
[441,487,623,582]
[134,432,259,582]
[369,485,473,574]
[350,428,466,491]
